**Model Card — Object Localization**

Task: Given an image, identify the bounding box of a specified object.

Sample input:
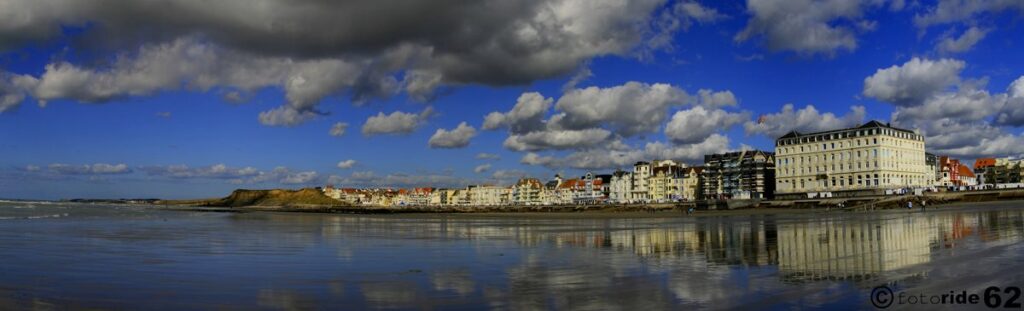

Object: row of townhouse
[326,121,1007,205]
[514,173,609,205]
[324,151,775,206]
[323,173,610,207]
[323,186,492,207]
[608,160,703,203]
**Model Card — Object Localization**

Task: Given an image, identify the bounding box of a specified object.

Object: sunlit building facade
[774,121,930,198]
[513,178,544,205]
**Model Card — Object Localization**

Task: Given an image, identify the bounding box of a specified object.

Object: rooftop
[777,120,917,140]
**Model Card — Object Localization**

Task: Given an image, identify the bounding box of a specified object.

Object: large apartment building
[701,150,776,200]
[512,178,543,205]
[974,157,1024,184]
[468,185,510,206]
[630,161,652,201]
[774,121,930,198]
[609,160,699,203]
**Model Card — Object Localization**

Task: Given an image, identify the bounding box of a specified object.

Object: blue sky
[2,0,1023,199]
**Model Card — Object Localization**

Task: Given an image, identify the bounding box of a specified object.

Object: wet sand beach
[2,200,1023,309]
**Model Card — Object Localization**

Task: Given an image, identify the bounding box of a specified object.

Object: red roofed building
[406,187,433,205]
[974,158,996,170]
[939,156,977,187]
[958,166,977,187]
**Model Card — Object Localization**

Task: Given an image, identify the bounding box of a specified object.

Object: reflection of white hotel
[607,227,705,257]
[776,218,934,280]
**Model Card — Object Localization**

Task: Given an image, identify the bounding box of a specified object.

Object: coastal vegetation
[157,188,347,208]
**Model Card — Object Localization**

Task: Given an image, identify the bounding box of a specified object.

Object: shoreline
[154,193,1024,218]
[153,200,1024,219]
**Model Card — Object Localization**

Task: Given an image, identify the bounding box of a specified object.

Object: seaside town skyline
[320,120,1024,207]
[3,0,1024,200]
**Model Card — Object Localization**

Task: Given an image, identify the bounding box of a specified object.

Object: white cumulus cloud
[744,104,865,138]
[362,107,433,136]
[337,160,357,169]
[553,82,689,136]
[665,106,749,144]
[428,122,478,149]
[863,57,965,106]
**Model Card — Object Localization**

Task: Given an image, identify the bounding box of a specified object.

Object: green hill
[160,188,347,208]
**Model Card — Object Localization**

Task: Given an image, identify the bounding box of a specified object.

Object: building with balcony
[609,170,632,203]
[702,150,776,200]
[974,157,1024,185]
[469,185,510,206]
[513,178,544,205]
[630,161,652,202]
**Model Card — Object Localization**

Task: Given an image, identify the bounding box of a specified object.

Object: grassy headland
[156,188,348,209]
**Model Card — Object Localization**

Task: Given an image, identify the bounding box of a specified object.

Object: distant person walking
[907,201,913,209]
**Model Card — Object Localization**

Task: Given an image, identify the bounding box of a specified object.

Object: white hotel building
[774,121,931,198]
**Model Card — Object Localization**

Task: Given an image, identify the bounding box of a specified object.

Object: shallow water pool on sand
[1,201,1023,309]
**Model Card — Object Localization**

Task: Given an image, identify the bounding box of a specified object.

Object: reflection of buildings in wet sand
[316,215,777,268]
[776,218,934,280]
[936,210,1024,246]
[939,214,978,248]
[312,211,1024,280]
[695,219,778,266]
[538,219,779,267]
